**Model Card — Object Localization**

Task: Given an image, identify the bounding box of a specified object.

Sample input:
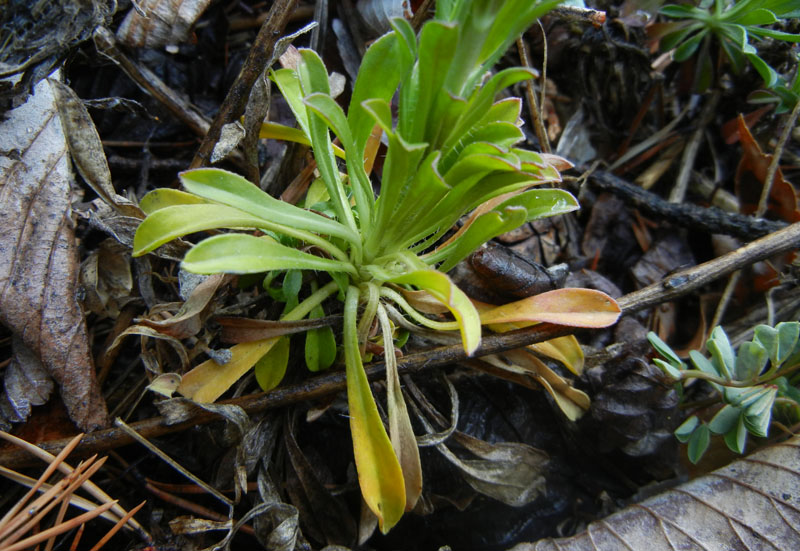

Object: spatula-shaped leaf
[139,189,213,214]
[179,168,358,246]
[297,50,357,233]
[386,269,481,355]
[434,188,579,272]
[254,336,290,391]
[479,288,621,328]
[343,286,406,533]
[181,234,356,276]
[303,92,373,225]
[133,204,272,256]
[178,337,279,403]
[349,29,415,155]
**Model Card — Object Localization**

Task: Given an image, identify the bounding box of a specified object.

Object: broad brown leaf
[515,435,800,550]
[0,77,108,430]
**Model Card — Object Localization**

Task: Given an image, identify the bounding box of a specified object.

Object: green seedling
[654,0,800,92]
[649,322,800,464]
[133,0,622,531]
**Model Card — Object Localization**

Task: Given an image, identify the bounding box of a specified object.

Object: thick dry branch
[189,0,298,172]
[588,169,786,239]
[2,222,798,468]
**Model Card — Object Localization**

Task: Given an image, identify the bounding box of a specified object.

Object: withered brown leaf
[0,76,108,430]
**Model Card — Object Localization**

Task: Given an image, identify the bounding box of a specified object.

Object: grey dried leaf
[516,435,800,550]
[0,337,54,428]
[356,0,412,37]
[116,0,214,49]
[445,431,549,507]
[49,79,144,218]
[0,76,108,430]
[138,273,227,339]
[0,1,111,104]
[80,238,134,318]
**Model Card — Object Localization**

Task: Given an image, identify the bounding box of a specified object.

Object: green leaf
[675,415,699,442]
[271,68,311,138]
[674,29,708,61]
[399,20,459,143]
[348,30,414,155]
[775,322,800,365]
[281,269,303,312]
[343,286,405,533]
[708,326,735,379]
[254,336,290,391]
[746,53,779,88]
[689,349,718,375]
[386,269,482,355]
[735,8,779,25]
[303,92,373,225]
[723,414,748,454]
[178,168,358,248]
[435,188,579,272]
[661,4,706,18]
[297,50,358,234]
[736,341,768,381]
[687,423,711,464]
[746,27,800,42]
[660,24,702,52]
[709,404,741,434]
[648,332,686,370]
[655,358,683,380]
[139,188,212,214]
[182,234,356,276]
[435,207,528,273]
[133,203,269,256]
[305,302,336,372]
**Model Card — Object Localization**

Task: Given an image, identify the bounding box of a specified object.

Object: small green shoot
[649,321,800,463]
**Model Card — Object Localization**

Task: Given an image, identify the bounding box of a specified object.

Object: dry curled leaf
[0,337,54,430]
[516,435,800,550]
[49,79,143,218]
[116,0,214,49]
[0,76,108,430]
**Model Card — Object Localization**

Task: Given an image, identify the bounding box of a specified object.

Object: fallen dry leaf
[0,337,54,430]
[0,77,108,430]
[515,435,800,550]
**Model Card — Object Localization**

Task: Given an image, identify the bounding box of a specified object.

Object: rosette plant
[133,0,620,532]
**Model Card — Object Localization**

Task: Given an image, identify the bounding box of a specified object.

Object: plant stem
[283,280,338,322]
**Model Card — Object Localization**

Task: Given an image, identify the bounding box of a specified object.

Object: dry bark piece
[116,0,214,49]
[513,435,800,550]
[0,76,108,431]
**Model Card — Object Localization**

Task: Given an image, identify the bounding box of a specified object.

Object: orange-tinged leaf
[528,335,585,376]
[177,337,279,403]
[735,115,800,222]
[388,270,481,355]
[479,288,621,328]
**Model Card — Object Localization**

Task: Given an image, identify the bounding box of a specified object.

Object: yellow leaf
[528,335,585,376]
[177,337,279,403]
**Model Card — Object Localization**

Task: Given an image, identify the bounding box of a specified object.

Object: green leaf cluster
[649,322,800,463]
[131,0,622,533]
[658,0,800,96]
